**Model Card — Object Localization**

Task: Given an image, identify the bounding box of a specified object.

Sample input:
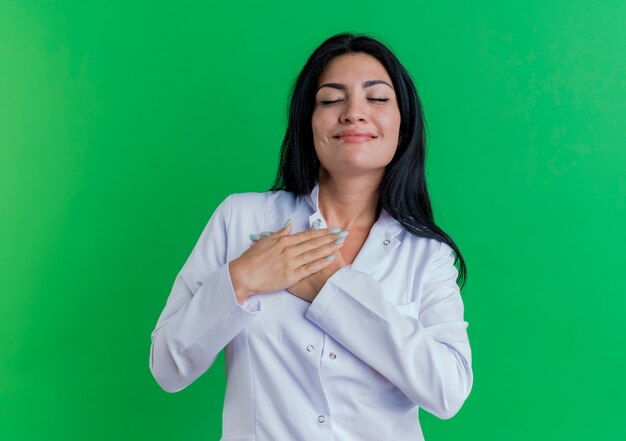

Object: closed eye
[319,98,390,105]
[319,99,343,105]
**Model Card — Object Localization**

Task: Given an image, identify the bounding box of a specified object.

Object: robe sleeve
[149,195,260,393]
[305,240,473,419]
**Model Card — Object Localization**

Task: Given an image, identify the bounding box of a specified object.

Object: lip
[334,129,378,143]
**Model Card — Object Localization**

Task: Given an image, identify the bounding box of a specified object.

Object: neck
[316,169,382,231]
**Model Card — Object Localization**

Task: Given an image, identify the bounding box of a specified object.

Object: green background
[1,1,624,439]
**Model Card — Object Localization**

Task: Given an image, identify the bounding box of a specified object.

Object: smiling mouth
[334,135,377,143]
[333,130,378,143]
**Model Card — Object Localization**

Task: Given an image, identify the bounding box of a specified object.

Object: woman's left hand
[286,250,346,302]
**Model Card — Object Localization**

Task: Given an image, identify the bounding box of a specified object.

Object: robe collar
[302,180,405,242]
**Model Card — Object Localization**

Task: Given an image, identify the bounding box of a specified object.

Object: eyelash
[319,98,390,105]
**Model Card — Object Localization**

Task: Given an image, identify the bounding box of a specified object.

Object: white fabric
[149,182,473,440]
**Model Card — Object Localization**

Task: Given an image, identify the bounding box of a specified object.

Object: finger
[292,235,345,266]
[281,227,339,246]
[251,217,292,242]
[271,220,293,238]
[295,254,336,278]
[290,229,346,256]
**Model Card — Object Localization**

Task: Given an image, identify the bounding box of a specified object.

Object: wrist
[228,259,254,304]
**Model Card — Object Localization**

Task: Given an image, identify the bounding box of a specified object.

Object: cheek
[380,112,401,143]
[380,111,401,155]
[312,111,335,140]
[383,108,401,130]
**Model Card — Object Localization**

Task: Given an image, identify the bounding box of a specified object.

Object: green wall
[1,1,624,439]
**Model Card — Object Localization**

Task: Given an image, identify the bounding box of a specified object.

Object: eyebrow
[317,80,394,92]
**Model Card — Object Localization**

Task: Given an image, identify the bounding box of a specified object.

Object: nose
[339,97,367,123]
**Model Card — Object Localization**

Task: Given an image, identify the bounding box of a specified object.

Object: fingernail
[326,255,335,261]
[337,231,349,239]
[334,239,344,245]
[282,218,291,228]
[329,227,341,234]
[249,233,261,241]
[260,231,270,237]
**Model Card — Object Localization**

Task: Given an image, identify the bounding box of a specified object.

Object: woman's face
[312,53,401,179]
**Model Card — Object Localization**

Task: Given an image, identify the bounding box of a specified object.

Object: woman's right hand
[228,222,346,305]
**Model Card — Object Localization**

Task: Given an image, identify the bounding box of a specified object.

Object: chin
[323,161,388,177]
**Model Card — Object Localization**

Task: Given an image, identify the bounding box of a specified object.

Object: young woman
[150,32,472,441]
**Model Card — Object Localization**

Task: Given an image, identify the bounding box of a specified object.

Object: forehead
[317,53,391,85]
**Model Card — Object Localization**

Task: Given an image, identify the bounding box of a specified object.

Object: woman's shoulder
[382,210,442,250]
[215,188,300,230]
[394,221,453,263]
[225,188,297,210]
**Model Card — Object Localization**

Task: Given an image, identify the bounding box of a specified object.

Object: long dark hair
[270,32,467,290]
